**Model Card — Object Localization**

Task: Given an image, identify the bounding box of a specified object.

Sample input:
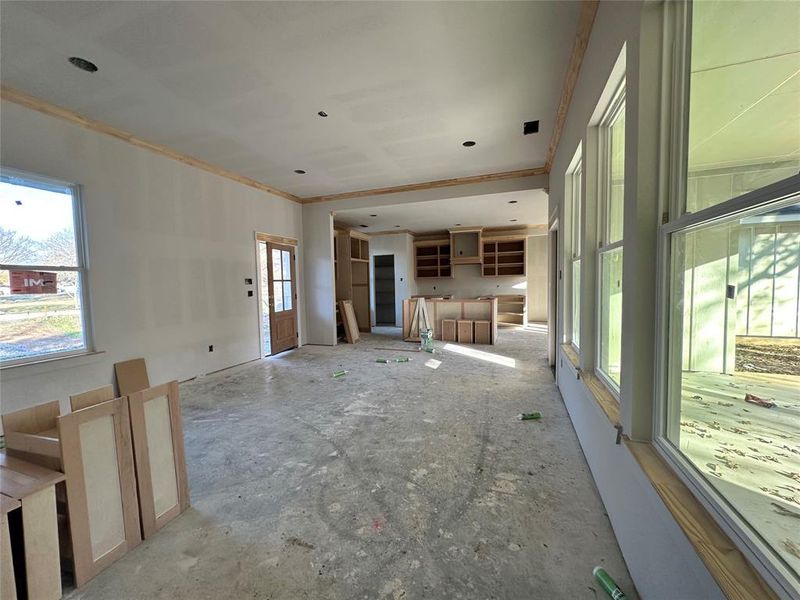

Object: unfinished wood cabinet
[58,397,141,587]
[0,453,65,600]
[414,239,452,279]
[335,228,371,333]
[482,237,526,277]
[441,319,457,342]
[0,494,18,600]
[403,297,498,344]
[474,320,491,344]
[494,294,527,327]
[2,402,62,471]
[449,227,483,265]
[128,382,189,538]
[457,320,474,344]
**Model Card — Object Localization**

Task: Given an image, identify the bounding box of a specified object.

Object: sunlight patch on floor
[442,343,516,368]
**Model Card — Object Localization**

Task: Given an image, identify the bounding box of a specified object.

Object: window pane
[608,109,625,244]
[283,281,292,311]
[599,247,623,387]
[271,249,282,281]
[0,269,86,361]
[0,180,78,266]
[572,259,581,349]
[273,281,284,312]
[666,199,800,578]
[282,250,291,281]
[687,1,800,213]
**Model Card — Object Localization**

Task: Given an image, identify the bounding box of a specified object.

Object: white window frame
[566,146,583,351]
[595,81,626,397]
[0,168,94,367]
[652,1,800,594]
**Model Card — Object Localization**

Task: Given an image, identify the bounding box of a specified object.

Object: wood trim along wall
[626,440,780,600]
[363,229,414,237]
[0,84,300,203]
[545,0,599,172]
[256,232,299,246]
[2,84,549,207]
[301,166,547,204]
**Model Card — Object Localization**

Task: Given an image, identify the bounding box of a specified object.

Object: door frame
[547,216,559,369]
[255,232,299,358]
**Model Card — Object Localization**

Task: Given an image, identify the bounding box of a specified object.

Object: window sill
[0,351,106,378]
[560,344,620,427]
[625,440,779,600]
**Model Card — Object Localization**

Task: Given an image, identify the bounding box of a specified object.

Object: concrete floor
[66,327,638,599]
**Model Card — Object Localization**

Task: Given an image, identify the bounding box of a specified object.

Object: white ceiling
[334,188,548,234]
[0,1,581,197]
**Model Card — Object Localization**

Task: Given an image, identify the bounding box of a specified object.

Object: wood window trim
[255,232,298,246]
[625,440,780,600]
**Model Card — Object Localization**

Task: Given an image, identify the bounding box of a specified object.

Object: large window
[597,84,625,391]
[567,149,583,350]
[659,0,800,593]
[0,170,91,365]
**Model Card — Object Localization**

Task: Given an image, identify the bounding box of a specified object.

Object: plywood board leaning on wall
[128,381,190,538]
[58,397,142,587]
[114,358,150,396]
[339,300,360,343]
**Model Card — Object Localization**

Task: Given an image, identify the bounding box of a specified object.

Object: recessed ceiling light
[359,224,368,228]
[508,200,518,204]
[294,169,306,174]
[394,225,401,228]
[369,214,377,217]
[462,141,476,147]
[318,111,328,117]
[510,219,518,222]
[455,223,462,226]
[68,56,98,73]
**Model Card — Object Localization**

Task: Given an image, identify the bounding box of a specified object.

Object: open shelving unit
[335,228,371,333]
[482,238,526,277]
[494,294,526,327]
[414,240,452,279]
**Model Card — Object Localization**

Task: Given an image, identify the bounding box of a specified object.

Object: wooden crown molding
[300,166,547,204]
[545,0,599,172]
[0,84,300,203]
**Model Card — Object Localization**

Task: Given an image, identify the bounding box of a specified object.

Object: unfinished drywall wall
[0,100,303,413]
[368,233,417,327]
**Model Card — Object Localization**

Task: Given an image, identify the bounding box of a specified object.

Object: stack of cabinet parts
[482,237,526,277]
[1,360,189,588]
[2,397,142,587]
[414,239,452,278]
[457,320,474,343]
[335,228,371,332]
[0,453,65,599]
[402,297,498,344]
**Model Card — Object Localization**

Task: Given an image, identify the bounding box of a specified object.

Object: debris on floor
[332,369,348,378]
[518,412,542,421]
[424,358,441,369]
[593,566,627,599]
[420,328,435,353]
[744,393,776,408]
[375,357,412,364]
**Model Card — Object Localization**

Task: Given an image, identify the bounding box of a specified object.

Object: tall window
[567,152,583,349]
[660,0,800,593]
[0,170,90,365]
[597,83,625,391]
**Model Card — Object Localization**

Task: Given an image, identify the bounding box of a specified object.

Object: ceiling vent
[523,120,539,135]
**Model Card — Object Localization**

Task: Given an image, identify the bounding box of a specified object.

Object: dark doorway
[374,255,396,326]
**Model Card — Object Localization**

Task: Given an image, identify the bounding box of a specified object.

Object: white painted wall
[0,100,303,414]
[368,233,416,327]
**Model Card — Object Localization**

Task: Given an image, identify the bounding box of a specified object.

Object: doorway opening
[257,236,299,357]
[548,221,559,371]
[374,255,396,326]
